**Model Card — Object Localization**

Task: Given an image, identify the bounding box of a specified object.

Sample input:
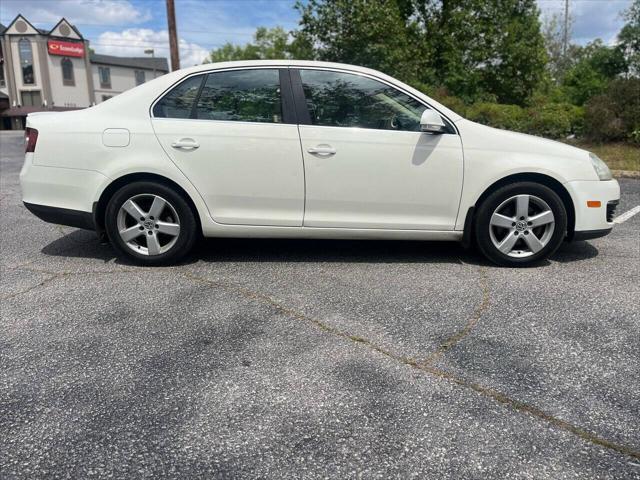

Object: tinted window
[299,70,427,131]
[153,75,204,119]
[194,69,282,123]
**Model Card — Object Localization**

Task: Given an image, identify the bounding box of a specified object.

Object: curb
[613,170,640,179]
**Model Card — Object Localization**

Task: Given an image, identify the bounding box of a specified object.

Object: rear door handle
[307,145,336,156]
[171,138,200,150]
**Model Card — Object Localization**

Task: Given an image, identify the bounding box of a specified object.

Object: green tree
[618,0,640,76]
[412,0,547,105]
[296,0,547,105]
[294,0,424,85]
[204,27,310,63]
[561,40,628,105]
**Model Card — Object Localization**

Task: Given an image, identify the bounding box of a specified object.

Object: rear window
[152,74,204,119]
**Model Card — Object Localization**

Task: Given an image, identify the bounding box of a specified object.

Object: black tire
[105,181,197,266]
[474,182,567,267]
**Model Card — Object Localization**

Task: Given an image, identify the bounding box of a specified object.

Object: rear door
[151,68,304,226]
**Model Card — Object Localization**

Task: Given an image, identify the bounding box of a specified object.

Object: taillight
[25,127,38,153]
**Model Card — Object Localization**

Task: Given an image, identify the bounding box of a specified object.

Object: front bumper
[565,179,620,236]
[572,228,612,241]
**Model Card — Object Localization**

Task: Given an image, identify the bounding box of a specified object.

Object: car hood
[455,119,589,161]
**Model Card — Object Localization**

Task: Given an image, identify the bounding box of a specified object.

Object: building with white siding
[0,15,169,129]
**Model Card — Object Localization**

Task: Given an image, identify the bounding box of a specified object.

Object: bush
[584,78,640,143]
[412,83,587,140]
[465,102,527,132]
[464,101,584,139]
[525,103,584,139]
[411,84,468,116]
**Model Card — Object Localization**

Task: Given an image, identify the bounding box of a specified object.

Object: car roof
[182,59,390,77]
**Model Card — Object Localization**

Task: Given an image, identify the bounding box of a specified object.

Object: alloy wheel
[488,194,555,258]
[116,194,181,256]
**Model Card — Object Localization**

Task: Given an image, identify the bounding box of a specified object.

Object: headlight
[589,153,612,181]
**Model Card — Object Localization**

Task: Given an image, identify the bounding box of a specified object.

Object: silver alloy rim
[489,194,555,258]
[116,194,180,256]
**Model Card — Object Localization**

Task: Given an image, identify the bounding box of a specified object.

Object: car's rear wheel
[105,181,197,265]
[474,182,567,267]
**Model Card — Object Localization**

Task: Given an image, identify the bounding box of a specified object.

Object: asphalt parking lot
[1,130,639,478]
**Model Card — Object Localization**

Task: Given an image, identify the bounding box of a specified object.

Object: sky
[0,0,633,67]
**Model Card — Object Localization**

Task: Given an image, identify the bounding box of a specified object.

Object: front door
[294,68,463,230]
[151,68,304,226]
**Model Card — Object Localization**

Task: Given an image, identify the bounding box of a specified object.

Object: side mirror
[420,109,446,134]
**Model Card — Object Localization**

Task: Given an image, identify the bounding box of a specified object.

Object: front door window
[299,69,427,132]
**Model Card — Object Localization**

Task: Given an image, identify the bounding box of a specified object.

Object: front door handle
[307,144,336,156]
[171,138,200,150]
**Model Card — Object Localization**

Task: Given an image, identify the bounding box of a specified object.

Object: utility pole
[166,0,180,71]
[562,0,569,57]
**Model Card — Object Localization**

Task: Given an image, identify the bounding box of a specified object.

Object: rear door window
[153,74,204,119]
[194,69,283,123]
[153,69,284,123]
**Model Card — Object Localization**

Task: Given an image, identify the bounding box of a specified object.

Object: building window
[102,95,113,102]
[99,66,111,89]
[21,90,42,107]
[61,58,74,86]
[135,70,146,86]
[18,38,35,85]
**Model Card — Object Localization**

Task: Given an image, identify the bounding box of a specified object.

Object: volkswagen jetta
[20,60,620,266]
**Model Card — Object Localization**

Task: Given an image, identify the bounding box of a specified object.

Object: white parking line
[614,205,640,224]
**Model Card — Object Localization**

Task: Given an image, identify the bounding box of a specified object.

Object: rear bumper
[20,154,108,213]
[23,202,96,230]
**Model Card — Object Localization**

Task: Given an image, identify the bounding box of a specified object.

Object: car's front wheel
[105,181,197,265]
[474,182,567,267]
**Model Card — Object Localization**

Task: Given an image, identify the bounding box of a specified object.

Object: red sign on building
[47,40,85,58]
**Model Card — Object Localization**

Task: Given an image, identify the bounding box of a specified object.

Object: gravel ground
[1,130,639,478]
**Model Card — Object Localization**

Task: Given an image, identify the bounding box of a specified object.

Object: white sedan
[20,60,620,266]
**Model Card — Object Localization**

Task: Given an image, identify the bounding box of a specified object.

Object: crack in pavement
[421,267,490,366]
[0,267,138,301]
[182,270,640,462]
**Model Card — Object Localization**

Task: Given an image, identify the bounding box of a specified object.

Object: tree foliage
[561,40,628,105]
[205,27,310,63]
[619,0,640,75]
[294,0,424,86]
[413,0,547,105]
